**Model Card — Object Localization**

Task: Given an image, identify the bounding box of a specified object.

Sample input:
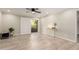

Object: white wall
[41,15,56,36]
[2,13,20,35]
[0,13,32,35]
[41,9,77,42]
[55,9,77,42]
[0,12,2,33]
[20,17,31,34]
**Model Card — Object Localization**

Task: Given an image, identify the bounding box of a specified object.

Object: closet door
[20,17,31,34]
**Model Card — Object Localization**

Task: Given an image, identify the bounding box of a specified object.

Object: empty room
[0,8,79,50]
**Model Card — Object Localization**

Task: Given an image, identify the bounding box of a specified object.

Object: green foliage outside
[31,20,37,29]
[31,20,38,32]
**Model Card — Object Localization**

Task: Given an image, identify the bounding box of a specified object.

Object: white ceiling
[0,8,68,18]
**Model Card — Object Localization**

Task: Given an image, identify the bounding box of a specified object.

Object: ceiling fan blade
[34,11,41,13]
[26,8,41,13]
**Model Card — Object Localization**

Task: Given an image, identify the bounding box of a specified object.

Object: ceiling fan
[26,8,41,13]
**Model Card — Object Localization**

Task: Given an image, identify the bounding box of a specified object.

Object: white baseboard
[41,33,76,43]
[55,35,77,43]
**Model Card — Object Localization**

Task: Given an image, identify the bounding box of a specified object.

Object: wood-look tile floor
[0,33,79,50]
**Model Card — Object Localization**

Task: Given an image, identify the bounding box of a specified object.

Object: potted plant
[9,27,14,36]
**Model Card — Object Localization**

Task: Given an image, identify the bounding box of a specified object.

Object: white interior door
[20,17,31,34]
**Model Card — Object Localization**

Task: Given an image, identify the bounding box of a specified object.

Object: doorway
[31,20,38,33]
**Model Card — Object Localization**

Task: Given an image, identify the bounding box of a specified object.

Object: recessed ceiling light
[7,10,11,12]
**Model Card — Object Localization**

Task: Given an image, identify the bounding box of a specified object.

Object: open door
[31,20,38,33]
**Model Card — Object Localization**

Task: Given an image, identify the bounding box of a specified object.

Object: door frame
[31,18,40,33]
